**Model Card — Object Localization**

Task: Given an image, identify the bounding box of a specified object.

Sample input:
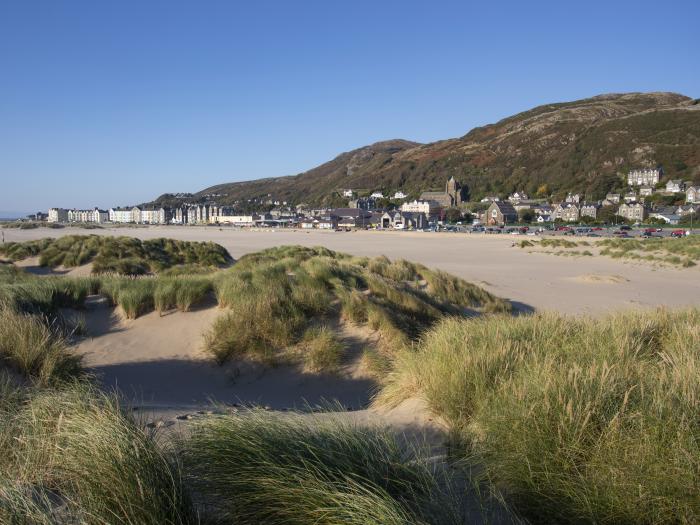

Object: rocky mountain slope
[150,92,700,208]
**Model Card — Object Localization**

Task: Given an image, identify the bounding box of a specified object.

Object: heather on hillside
[146,92,700,208]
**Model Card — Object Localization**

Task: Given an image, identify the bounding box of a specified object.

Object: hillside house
[624,191,638,203]
[686,186,700,204]
[639,186,654,197]
[580,203,601,220]
[605,193,621,204]
[552,203,580,222]
[650,211,680,225]
[349,197,377,210]
[666,180,686,193]
[618,202,648,222]
[486,201,518,226]
[676,204,699,216]
[565,193,581,203]
[393,191,407,199]
[533,204,554,216]
[508,191,529,203]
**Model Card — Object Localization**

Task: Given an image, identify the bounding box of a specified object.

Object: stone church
[419,176,466,207]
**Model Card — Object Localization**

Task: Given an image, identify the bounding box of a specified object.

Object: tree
[518,209,535,223]
[445,208,463,223]
[535,184,550,198]
[596,205,618,224]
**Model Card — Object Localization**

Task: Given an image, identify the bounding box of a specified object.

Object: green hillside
[149,92,700,208]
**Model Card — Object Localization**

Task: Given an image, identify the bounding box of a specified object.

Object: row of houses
[47,203,430,231]
[485,198,699,226]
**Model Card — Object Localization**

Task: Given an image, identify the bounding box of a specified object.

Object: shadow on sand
[92,358,376,410]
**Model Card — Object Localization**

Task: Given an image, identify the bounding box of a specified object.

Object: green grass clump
[539,238,579,248]
[0,234,233,275]
[378,309,700,523]
[180,409,460,524]
[0,309,83,386]
[154,277,213,313]
[111,278,156,319]
[0,384,196,525]
[596,234,700,267]
[0,276,95,315]
[297,326,344,373]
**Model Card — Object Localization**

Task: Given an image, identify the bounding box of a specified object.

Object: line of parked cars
[468,223,694,239]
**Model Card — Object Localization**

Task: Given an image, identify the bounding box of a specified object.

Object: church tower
[446,176,462,206]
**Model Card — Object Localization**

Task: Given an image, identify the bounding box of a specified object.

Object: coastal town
[34,169,699,232]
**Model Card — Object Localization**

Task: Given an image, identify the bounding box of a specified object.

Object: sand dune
[14,256,93,276]
[73,297,377,411]
[6,226,699,314]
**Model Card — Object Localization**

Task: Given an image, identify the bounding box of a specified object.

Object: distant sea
[0,211,28,221]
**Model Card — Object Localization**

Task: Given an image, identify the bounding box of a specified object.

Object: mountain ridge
[147,92,700,208]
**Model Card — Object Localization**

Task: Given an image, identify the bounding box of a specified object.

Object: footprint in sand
[571,274,630,284]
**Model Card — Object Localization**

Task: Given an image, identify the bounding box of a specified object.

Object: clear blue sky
[1,0,698,214]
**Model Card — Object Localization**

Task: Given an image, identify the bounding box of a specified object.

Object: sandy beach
[5,225,700,315]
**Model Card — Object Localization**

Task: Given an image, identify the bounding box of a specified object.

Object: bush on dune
[378,309,700,523]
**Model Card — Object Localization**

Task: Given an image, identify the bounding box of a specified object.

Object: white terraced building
[109,207,134,223]
[627,168,660,187]
[400,199,440,216]
[48,208,69,223]
[66,208,108,223]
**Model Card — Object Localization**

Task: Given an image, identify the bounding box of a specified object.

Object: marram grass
[180,409,462,525]
[205,246,509,365]
[377,308,700,523]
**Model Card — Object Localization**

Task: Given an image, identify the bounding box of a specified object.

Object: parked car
[619,225,631,231]
[671,229,687,238]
